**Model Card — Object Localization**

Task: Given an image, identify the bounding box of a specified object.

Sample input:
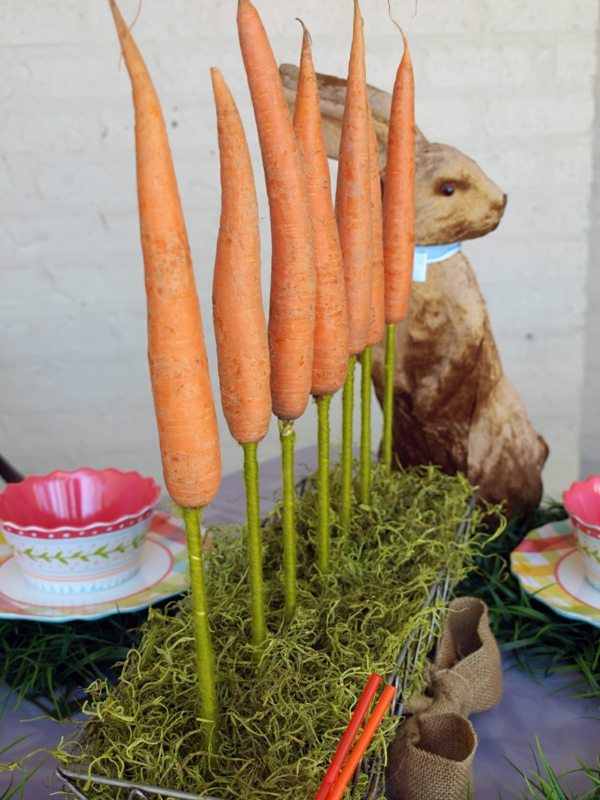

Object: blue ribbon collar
[412,242,462,282]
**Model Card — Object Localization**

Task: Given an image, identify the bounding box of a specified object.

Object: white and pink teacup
[0,468,161,594]
[563,475,600,592]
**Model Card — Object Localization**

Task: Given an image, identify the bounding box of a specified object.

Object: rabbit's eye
[440,182,456,196]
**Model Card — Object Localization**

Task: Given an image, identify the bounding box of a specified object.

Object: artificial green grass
[0,611,148,720]
[55,462,486,800]
[0,737,48,800]
[509,738,600,799]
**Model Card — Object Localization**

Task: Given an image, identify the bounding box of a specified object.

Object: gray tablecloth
[1,447,599,798]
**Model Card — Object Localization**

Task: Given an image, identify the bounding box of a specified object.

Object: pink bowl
[0,468,161,594]
[0,468,160,533]
[563,476,600,591]
[563,475,600,530]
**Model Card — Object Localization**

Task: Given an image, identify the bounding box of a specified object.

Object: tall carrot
[109,0,220,747]
[360,117,385,504]
[237,0,316,622]
[293,22,348,574]
[211,67,270,653]
[335,0,372,534]
[382,29,415,470]
[367,119,385,349]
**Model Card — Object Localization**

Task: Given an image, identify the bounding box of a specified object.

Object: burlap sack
[433,596,503,716]
[385,713,477,800]
[385,598,502,799]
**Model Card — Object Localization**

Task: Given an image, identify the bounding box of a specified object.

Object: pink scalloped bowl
[0,469,161,594]
[563,476,600,591]
[563,476,600,531]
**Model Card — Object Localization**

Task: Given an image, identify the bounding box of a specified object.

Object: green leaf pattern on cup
[579,541,600,567]
[17,536,144,564]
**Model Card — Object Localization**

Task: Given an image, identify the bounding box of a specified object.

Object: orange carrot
[211,67,270,650]
[109,0,221,510]
[238,0,316,623]
[356,115,382,504]
[359,118,383,504]
[382,30,415,324]
[366,116,384,346]
[335,0,372,357]
[211,67,271,446]
[292,22,348,575]
[110,1,220,743]
[237,0,316,423]
[337,0,372,535]
[293,23,349,399]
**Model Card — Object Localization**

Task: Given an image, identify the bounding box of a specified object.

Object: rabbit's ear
[280,64,427,170]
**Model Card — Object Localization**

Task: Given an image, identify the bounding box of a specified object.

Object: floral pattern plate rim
[511,520,600,629]
[0,511,188,623]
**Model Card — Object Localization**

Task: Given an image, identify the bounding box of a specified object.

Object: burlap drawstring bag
[384,597,502,800]
[385,713,477,800]
[432,596,502,716]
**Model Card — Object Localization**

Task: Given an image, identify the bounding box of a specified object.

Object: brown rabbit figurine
[280,65,548,517]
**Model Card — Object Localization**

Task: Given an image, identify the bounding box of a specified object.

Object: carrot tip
[108,0,130,45]
[400,28,410,56]
[296,18,313,49]
[386,0,410,52]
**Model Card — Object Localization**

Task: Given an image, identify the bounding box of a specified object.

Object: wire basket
[56,499,475,800]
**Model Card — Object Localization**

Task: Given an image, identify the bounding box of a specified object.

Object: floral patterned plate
[511,520,600,629]
[0,511,188,622]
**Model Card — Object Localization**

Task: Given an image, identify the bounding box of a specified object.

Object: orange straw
[326,683,396,800]
[313,674,382,800]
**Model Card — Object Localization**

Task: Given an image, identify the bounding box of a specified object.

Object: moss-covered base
[57,463,497,800]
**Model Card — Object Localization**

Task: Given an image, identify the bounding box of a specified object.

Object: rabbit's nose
[502,193,508,208]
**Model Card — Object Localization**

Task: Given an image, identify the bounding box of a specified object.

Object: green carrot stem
[182,506,218,751]
[242,441,266,654]
[316,394,332,574]
[360,345,372,504]
[382,323,395,471]
[279,420,297,623]
[340,355,356,535]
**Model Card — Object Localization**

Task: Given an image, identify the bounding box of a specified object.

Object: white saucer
[0,512,189,622]
[555,548,600,612]
[511,523,600,629]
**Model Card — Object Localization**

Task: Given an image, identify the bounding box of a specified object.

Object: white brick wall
[0,0,597,502]
[581,15,600,480]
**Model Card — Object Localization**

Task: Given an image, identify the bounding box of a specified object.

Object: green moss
[57,462,499,800]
